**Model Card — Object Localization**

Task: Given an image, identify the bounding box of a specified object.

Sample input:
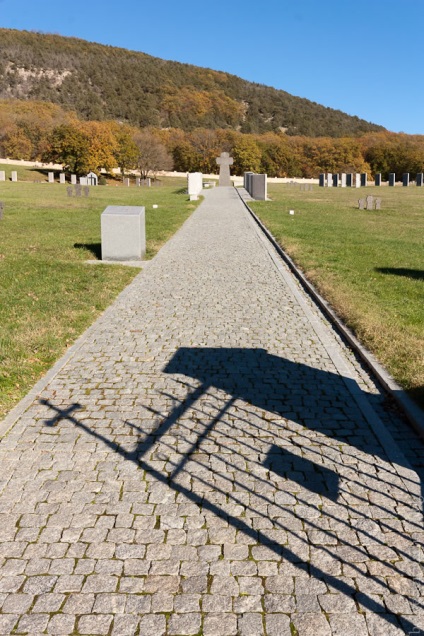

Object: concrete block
[101,206,146,261]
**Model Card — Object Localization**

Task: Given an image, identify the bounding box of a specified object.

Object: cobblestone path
[0,187,423,635]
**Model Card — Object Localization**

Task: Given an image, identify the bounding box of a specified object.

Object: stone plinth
[187,173,203,198]
[250,174,267,200]
[101,206,146,261]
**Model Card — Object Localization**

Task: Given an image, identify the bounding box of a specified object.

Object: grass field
[250,184,424,408]
[0,167,197,419]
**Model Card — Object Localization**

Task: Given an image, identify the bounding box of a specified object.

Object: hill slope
[0,28,384,137]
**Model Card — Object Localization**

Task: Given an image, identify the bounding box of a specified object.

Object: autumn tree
[231,136,262,174]
[133,131,173,178]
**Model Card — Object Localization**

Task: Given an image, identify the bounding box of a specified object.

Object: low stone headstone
[80,177,88,186]
[83,186,90,197]
[123,178,130,187]
[48,172,54,183]
[101,206,146,261]
[332,174,339,188]
[75,184,82,197]
[59,173,66,185]
[366,195,374,210]
[403,173,410,187]
[327,173,333,188]
[355,174,361,188]
[389,173,396,186]
[416,173,424,187]
[375,198,382,210]
[136,178,141,187]
[360,173,367,187]
[244,172,254,192]
[187,172,203,199]
[375,173,382,186]
[319,173,326,187]
[341,173,347,188]
[71,174,77,185]
[0,201,4,220]
[0,171,5,182]
[11,171,17,182]
[216,152,233,187]
[250,174,267,200]
[346,173,353,187]
[66,186,73,197]
[358,199,365,210]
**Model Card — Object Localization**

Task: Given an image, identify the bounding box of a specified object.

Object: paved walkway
[0,187,423,636]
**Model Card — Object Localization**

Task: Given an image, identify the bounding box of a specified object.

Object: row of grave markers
[320,172,424,187]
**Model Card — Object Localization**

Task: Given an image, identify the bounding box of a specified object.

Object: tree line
[1,99,424,179]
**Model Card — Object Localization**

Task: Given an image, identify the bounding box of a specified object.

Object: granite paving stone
[0,186,423,634]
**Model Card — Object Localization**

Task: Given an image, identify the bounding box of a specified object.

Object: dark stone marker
[416,173,424,187]
[389,173,396,186]
[403,173,410,187]
[346,174,353,187]
[67,186,74,197]
[375,173,382,186]
[360,173,367,187]
[216,152,233,187]
[319,173,325,187]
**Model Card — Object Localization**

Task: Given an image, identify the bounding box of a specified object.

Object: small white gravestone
[341,173,347,188]
[0,171,5,181]
[11,171,17,182]
[48,172,54,183]
[327,173,333,188]
[355,173,361,188]
[80,177,88,186]
[59,173,66,184]
[71,174,77,185]
[101,206,146,261]
[187,172,203,200]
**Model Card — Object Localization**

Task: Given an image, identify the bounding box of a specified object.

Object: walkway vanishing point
[0,187,423,636]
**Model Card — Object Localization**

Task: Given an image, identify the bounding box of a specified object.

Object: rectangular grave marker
[403,173,410,187]
[0,171,5,182]
[389,173,396,186]
[360,173,367,187]
[346,173,353,187]
[319,173,326,187]
[101,206,146,261]
[48,172,54,183]
[375,173,382,186]
[416,173,424,187]
[60,173,66,184]
[11,171,17,182]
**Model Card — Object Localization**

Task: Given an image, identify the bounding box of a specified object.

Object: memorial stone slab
[101,205,146,261]
[0,171,5,181]
[250,174,267,200]
[11,171,17,182]
[79,177,88,186]
[71,174,77,185]
[66,186,73,197]
[187,172,203,198]
[416,173,424,187]
[319,173,326,187]
[216,152,233,187]
[124,178,130,187]
[48,172,55,183]
[346,173,353,187]
[332,174,339,187]
[375,198,382,210]
[59,173,66,184]
[375,173,382,186]
[403,173,410,187]
[84,186,90,197]
[366,195,374,210]
[360,173,367,187]
[358,198,365,210]
[75,184,82,197]
[389,173,396,186]
[341,173,347,188]
[244,172,254,189]
[327,173,333,187]
[355,173,361,188]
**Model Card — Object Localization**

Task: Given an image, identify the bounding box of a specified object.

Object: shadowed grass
[250,184,424,408]
[0,173,197,419]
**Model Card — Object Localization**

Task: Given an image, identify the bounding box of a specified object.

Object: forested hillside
[0,28,384,137]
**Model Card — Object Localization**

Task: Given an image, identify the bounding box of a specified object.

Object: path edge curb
[236,187,424,439]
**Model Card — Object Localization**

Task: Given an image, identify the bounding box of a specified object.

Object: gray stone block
[101,206,146,261]
[250,174,267,200]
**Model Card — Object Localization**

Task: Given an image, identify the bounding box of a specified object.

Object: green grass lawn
[0,171,197,419]
[250,184,424,408]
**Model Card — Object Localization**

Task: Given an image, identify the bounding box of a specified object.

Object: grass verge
[0,172,198,419]
[250,184,424,408]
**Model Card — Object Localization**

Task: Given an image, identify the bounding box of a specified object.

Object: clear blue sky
[1,0,422,134]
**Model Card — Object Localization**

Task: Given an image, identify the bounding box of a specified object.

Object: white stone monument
[80,177,88,186]
[187,172,203,200]
[48,172,54,183]
[327,173,333,188]
[101,206,146,261]
[71,174,77,185]
[59,173,66,184]
[355,173,361,188]
[11,171,17,182]
[341,173,347,188]
[0,171,5,182]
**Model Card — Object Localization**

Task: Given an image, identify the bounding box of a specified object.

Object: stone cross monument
[216,152,233,187]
